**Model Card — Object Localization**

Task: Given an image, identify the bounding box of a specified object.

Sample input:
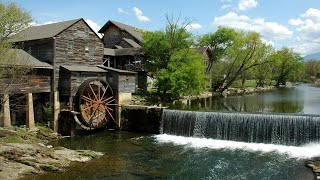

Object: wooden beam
[53,90,60,132]
[2,94,11,128]
[26,93,35,129]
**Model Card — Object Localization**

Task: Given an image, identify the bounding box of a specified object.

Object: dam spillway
[161,109,320,146]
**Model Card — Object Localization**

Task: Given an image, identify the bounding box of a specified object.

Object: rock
[307,161,320,173]
[0,143,103,180]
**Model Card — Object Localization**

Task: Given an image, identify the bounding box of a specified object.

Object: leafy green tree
[143,17,207,97]
[207,30,271,92]
[198,27,237,74]
[156,49,207,96]
[0,1,32,77]
[271,48,305,86]
[305,60,320,82]
[252,45,274,87]
[143,17,193,76]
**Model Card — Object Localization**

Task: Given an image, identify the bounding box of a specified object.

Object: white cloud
[186,23,202,30]
[238,0,258,11]
[118,8,128,14]
[132,7,150,22]
[288,19,304,26]
[85,19,102,38]
[213,12,293,41]
[302,8,320,23]
[221,4,233,10]
[289,8,320,55]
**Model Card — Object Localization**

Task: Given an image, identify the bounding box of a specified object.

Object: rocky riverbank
[306,160,320,180]
[0,127,103,180]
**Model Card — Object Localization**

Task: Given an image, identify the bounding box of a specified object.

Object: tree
[252,45,274,87]
[198,27,237,74]
[143,17,207,97]
[271,48,305,86]
[206,30,271,93]
[0,1,32,79]
[305,60,320,82]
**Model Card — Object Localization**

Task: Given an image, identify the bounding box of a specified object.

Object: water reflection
[170,84,320,114]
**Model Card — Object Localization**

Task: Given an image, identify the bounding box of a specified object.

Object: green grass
[231,80,257,88]
[1,136,24,143]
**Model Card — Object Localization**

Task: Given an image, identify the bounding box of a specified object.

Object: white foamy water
[155,134,320,159]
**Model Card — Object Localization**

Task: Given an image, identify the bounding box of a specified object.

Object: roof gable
[11,19,82,42]
[98,20,144,42]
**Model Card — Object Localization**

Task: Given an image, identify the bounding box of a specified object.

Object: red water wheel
[75,79,116,129]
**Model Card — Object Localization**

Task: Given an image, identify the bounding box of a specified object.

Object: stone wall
[120,105,163,134]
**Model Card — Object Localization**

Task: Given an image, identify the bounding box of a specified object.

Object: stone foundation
[120,105,164,134]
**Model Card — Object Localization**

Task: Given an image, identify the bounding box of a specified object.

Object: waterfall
[161,109,320,146]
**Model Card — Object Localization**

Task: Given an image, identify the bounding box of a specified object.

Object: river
[22,84,320,179]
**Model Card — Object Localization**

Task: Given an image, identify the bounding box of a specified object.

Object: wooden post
[115,93,121,129]
[2,94,11,128]
[53,91,60,132]
[26,93,35,129]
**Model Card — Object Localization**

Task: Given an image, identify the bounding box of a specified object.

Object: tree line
[142,18,308,98]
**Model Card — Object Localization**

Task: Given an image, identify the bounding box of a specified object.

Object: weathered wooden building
[98,20,147,91]
[98,20,143,49]
[1,18,137,133]
[13,18,105,90]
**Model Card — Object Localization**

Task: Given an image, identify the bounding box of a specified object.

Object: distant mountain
[304,52,320,61]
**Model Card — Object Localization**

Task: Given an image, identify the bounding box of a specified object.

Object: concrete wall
[120,105,163,134]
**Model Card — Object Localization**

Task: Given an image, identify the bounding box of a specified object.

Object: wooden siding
[19,39,54,64]
[70,72,107,97]
[54,20,104,91]
[59,67,108,97]
[102,24,137,48]
[106,71,136,93]
[0,69,51,94]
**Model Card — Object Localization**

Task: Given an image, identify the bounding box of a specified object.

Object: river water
[170,84,320,114]
[23,84,320,180]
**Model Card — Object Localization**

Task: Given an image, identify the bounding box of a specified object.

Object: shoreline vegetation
[0,126,103,180]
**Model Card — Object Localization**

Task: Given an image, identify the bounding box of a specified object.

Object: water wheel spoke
[105,98,115,105]
[88,106,99,123]
[101,96,114,104]
[105,106,113,111]
[82,104,95,111]
[100,85,108,99]
[85,89,92,99]
[105,106,116,125]
[89,84,98,100]
[81,95,93,103]
[98,80,101,100]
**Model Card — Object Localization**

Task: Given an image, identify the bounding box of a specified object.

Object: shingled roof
[98,20,144,42]
[121,38,142,48]
[11,19,82,42]
[104,48,143,56]
[0,49,53,69]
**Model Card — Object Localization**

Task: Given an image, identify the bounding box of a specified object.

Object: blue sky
[11,0,320,55]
